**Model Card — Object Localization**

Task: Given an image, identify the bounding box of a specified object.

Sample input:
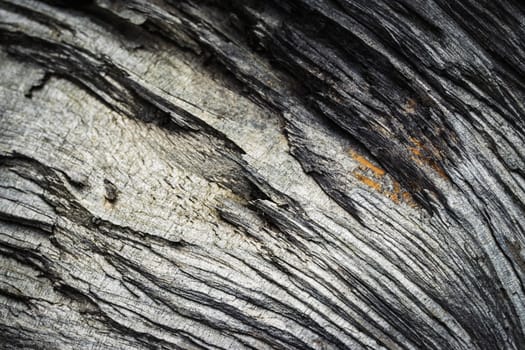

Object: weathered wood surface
[1,1,524,349]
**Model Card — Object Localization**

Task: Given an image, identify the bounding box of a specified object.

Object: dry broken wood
[1,0,524,349]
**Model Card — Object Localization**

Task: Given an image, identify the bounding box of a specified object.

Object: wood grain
[1,1,524,349]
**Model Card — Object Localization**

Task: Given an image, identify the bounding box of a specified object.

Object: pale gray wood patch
[0,0,524,349]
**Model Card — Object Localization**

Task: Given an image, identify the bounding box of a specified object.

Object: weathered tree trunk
[1,0,524,349]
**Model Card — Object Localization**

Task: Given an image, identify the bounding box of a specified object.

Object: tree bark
[1,0,525,349]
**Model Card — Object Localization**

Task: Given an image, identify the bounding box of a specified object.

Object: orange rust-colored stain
[389,192,400,204]
[383,180,417,207]
[349,149,418,207]
[430,161,449,179]
[402,191,418,208]
[353,172,383,192]
[408,137,449,180]
[387,181,402,204]
[408,137,424,157]
[393,181,401,193]
[349,150,386,177]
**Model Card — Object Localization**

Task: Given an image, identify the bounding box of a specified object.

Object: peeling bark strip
[0,0,524,349]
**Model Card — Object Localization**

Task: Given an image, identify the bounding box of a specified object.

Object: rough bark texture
[1,1,525,349]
